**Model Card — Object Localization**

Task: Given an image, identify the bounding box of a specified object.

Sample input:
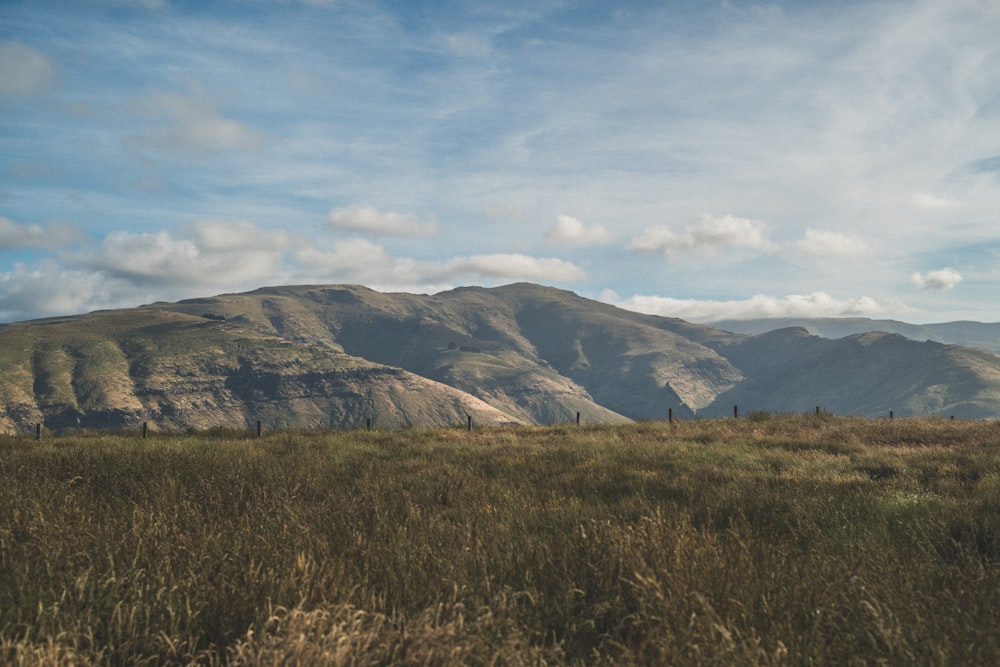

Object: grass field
[1,415,998,665]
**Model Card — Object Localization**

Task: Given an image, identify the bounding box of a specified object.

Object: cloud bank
[298,240,584,287]
[0,217,586,320]
[611,291,894,323]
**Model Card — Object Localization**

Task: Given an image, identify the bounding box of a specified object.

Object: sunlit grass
[1,415,998,664]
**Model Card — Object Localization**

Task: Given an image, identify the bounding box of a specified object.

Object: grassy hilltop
[2,415,999,665]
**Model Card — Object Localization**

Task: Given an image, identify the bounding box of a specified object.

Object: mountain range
[711,317,1000,354]
[2,283,999,434]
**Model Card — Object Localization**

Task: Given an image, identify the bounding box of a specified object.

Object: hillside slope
[3,283,1000,433]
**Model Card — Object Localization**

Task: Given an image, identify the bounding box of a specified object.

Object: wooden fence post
[467,414,472,431]
[366,416,372,431]
[142,421,148,439]
[576,411,580,426]
[668,408,673,424]
[256,420,262,437]
[734,405,739,419]
[36,423,41,441]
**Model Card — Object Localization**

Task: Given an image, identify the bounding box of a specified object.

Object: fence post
[142,421,148,439]
[256,420,262,437]
[815,406,820,417]
[467,414,472,431]
[734,405,738,419]
[889,411,893,420]
[576,411,580,426]
[366,416,372,431]
[36,423,41,441]
[668,408,673,424]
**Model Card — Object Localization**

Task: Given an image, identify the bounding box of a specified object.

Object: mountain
[711,317,1000,354]
[154,283,740,425]
[2,283,1000,434]
[700,327,1000,419]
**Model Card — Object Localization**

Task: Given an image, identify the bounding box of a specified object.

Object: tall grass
[1,416,998,665]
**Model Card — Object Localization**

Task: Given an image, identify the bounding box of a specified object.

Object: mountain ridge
[710,317,1000,354]
[3,283,1000,433]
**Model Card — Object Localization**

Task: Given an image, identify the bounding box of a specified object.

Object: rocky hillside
[0,307,513,434]
[2,283,1000,433]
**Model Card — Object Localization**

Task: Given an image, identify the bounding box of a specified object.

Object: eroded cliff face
[0,308,515,434]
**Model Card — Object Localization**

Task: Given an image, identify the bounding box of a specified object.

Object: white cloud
[0,216,83,250]
[795,229,871,258]
[296,238,405,284]
[0,261,146,322]
[77,221,296,288]
[327,205,440,237]
[299,238,585,287]
[0,220,303,319]
[0,40,58,97]
[628,213,777,258]
[612,291,893,322]
[437,253,585,283]
[544,214,611,245]
[132,91,267,154]
[910,268,962,291]
[0,217,585,321]
[190,218,297,251]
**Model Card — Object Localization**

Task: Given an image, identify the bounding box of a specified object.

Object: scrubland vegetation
[1,415,999,665]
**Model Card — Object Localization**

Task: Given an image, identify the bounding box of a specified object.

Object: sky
[2,0,999,325]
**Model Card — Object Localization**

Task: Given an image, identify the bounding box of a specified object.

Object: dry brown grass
[1,416,998,664]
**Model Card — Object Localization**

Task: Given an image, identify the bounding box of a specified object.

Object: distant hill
[701,327,1000,419]
[711,317,1000,354]
[3,283,1000,433]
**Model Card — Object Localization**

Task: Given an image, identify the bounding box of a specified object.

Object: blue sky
[2,0,998,324]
